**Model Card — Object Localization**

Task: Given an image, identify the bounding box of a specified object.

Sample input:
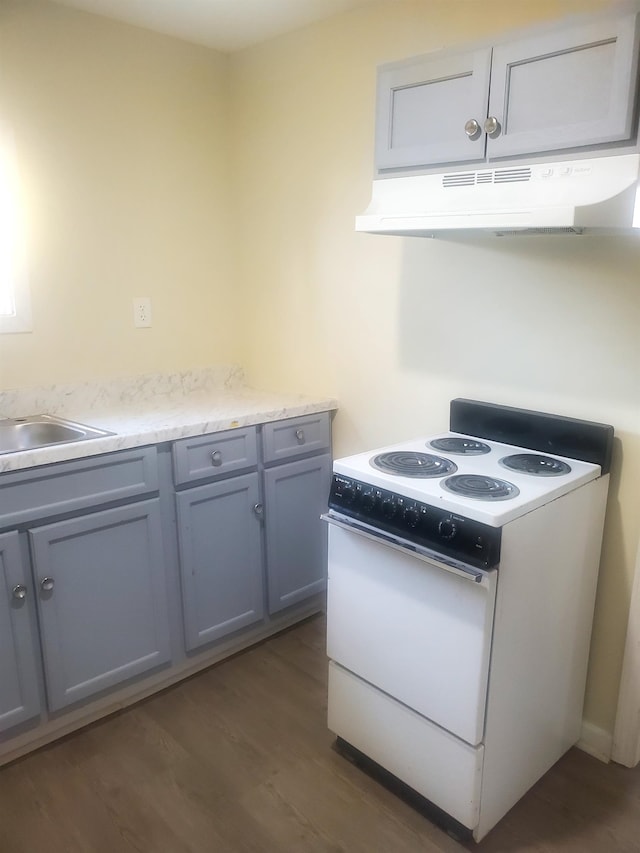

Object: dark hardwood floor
[1,614,639,852]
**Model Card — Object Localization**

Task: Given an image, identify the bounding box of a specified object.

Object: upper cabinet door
[375,48,492,171]
[487,13,640,159]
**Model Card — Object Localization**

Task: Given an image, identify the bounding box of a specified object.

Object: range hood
[356,153,640,236]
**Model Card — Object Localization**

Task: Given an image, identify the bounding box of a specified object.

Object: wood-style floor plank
[1,614,639,852]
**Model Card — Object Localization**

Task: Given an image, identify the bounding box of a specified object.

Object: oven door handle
[321,510,493,585]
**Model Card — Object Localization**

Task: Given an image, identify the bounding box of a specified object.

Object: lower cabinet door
[176,472,264,650]
[29,500,171,712]
[264,454,331,614]
[0,531,41,732]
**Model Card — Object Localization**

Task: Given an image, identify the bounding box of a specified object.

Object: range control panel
[329,475,501,570]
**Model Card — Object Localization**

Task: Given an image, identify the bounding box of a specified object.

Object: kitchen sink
[0,415,114,455]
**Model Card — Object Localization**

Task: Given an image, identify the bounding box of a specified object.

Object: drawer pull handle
[211,450,222,466]
[295,428,305,444]
[40,577,55,592]
[12,584,27,601]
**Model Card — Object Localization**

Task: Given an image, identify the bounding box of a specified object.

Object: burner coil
[371,451,457,479]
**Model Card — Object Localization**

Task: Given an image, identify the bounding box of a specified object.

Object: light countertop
[0,366,337,473]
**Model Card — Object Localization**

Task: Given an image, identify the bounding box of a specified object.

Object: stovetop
[332,431,602,527]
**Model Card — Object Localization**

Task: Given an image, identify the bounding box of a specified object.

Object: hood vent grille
[494,167,532,183]
[442,172,476,187]
[495,227,584,236]
[442,167,533,188]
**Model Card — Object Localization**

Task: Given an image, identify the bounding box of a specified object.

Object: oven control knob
[438,519,457,541]
[381,498,397,519]
[404,505,419,528]
[361,488,376,512]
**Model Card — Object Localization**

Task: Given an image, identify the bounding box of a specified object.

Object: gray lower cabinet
[0,532,41,733]
[176,472,264,651]
[0,412,333,755]
[0,447,171,733]
[263,453,332,614]
[29,500,171,712]
[174,413,333,646]
[375,10,640,172]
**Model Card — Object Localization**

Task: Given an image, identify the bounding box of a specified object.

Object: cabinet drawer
[172,427,258,486]
[262,413,331,464]
[328,662,483,830]
[0,447,158,529]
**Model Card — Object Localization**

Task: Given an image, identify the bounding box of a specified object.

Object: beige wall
[229,0,640,737]
[0,0,638,741]
[0,0,237,388]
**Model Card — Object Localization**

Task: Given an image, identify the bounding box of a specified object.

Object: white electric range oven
[324,399,614,842]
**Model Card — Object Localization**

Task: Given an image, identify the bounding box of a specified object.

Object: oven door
[325,515,497,746]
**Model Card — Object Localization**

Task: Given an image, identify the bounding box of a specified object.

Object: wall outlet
[133,297,152,328]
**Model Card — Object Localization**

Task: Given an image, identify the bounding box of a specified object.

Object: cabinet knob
[464,118,481,139]
[12,584,27,601]
[210,450,222,466]
[253,503,264,519]
[40,577,55,592]
[483,116,501,136]
[295,428,305,444]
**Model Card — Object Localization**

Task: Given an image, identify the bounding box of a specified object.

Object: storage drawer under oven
[328,661,483,831]
[326,522,497,746]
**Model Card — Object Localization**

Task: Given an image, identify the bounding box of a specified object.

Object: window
[0,124,31,334]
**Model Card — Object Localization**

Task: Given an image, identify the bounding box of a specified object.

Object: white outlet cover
[133,297,152,328]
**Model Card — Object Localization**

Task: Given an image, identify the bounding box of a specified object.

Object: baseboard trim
[611,543,640,768]
[577,721,613,763]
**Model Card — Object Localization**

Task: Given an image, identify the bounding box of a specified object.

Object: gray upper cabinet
[0,532,41,733]
[176,472,264,651]
[376,48,492,170]
[487,13,640,159]
[29,500,171,712]
[375,10,640,172]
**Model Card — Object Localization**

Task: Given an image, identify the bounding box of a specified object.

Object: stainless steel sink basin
[0,415,114,455]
